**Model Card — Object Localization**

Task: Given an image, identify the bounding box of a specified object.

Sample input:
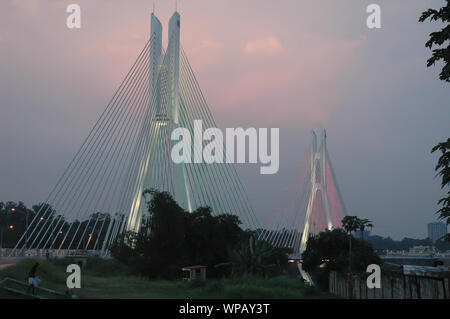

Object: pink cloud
[0,29,9,44]
[244,36,283,56]
[204,34,366,127]
[10,0,38,16]
[2,0,367,129]
[191,38,224,52]
[187,38,225,68]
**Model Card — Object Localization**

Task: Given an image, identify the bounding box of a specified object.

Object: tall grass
[177,276,329,299]
[51,256,134,277]
[0,258,66,284]
[0,258,333,299]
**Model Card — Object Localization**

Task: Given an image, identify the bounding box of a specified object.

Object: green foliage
[358,218,373,233]
[0,200,114,249]
[367,235,450,251]
[219,276,327,299]
[227,236,290,277]
[82,257,134,276]
[109,231,138,263]
[431,138,450,241]
[419,1,450,82]
[0,258,66,286]
[302,228,381,274]
[1,259,331,299]
[342,216,373,241]
[183,207,244,268]
[0,201,35,248]
[177,276,328,299]
[111,189,264,279]
[341,216,362,234]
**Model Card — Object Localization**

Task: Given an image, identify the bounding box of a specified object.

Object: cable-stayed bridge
[9,12,347,263]
[10,12,260,257]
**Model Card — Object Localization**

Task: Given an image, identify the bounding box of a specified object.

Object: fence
[329,270,449,299]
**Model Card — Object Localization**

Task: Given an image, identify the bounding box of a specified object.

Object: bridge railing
[2,248,110,258]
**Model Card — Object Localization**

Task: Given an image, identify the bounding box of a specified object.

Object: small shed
[182,265,207,280]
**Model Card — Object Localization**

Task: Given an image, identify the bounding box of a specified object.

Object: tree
[341,216,371,298]
[226,236,290,278]
[0,201,35,248]
[302,228,381,291]
[302,229,380,272]
[419,1,450,82]
[112,189,290,279]
[420,1,450,241]
[358,218,374,241]
[341,216,361,274]
[431,138,450,241]
[111,189,248,279]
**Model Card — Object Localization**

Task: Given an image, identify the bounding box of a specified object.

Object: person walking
[27,262,40,295]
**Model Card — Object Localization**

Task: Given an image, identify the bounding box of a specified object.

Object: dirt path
[0,257,22,270]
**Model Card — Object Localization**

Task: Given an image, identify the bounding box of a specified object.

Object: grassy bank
[0,257,333,299]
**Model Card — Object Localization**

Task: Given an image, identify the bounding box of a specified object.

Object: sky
[0,0,448,239]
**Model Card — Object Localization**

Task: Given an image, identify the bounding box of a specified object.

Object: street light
[10,208,29,252]
[0,206,15,251]
[86,233,93,249]
[8,225,14,230]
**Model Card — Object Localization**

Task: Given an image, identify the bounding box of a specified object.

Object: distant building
[427,222,448,243]
[408,245,437,256]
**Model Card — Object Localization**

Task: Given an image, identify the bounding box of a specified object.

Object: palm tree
[341,216,361,299]
[358,218,374,241]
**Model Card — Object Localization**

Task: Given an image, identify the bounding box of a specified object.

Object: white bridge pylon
[262,130,346,256]
[126,12,192,232]
[126,12,260,233]
[262,130,347,284]
[299,130,334,253]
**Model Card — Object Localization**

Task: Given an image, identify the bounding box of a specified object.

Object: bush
[111,190,252,279]
[302,228,381,291]
[302,229,381,274]
[83,257,134,276]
